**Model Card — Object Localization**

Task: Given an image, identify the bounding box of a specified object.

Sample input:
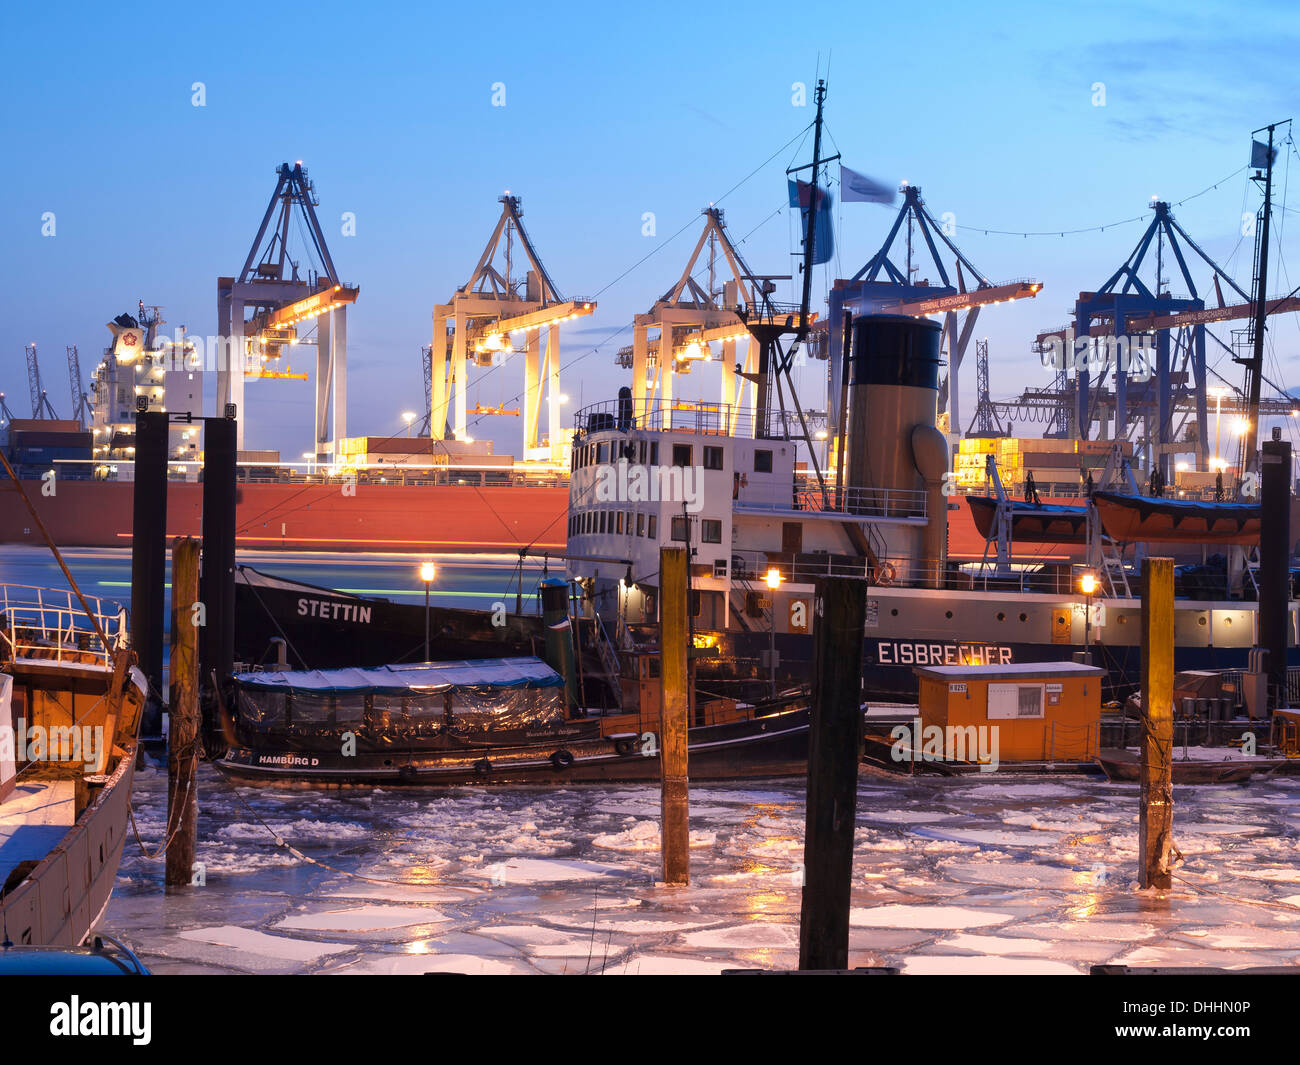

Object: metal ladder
[1099,539,1132,598]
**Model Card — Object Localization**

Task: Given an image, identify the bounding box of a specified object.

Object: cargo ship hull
[0,479,568,553]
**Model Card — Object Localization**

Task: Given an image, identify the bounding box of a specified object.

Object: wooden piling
[659,546,689,885]
[799,577,867,970]
[1139,557,1175,890]
[166,536,200,888]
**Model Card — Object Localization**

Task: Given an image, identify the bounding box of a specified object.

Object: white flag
[841,165,896,204]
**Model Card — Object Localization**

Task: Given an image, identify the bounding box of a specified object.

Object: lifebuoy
[614,737,636,757]
[876,561,897,586]
[550,749,575,770]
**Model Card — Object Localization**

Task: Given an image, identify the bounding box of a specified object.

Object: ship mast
[746,79,838,502]
[1238,121,1280,491]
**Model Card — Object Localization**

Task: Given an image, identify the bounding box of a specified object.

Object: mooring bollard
[1140,556,1175,890]
[166,536,201,889]
[658,546,689,886]
[799,577,867,970]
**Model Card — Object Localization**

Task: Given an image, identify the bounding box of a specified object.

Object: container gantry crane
[24,344,59,419]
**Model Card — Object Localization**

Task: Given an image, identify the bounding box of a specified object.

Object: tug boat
[0,585,146,947]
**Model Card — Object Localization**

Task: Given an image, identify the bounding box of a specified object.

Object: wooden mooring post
[166,536,200,888]
[1139,557,1175,890]
[799,577,868,970]
[658,546,689,885]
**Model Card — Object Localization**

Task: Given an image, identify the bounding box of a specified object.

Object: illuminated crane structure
[621,207,785,433]
[431,195,593,461]
[24,344,60,419]
[217,162,357,453]
[1032,199,1300,476]
[66,345,93,427]
[828,184,1041,434]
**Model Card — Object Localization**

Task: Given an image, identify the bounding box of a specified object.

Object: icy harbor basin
[104,765,1300,974]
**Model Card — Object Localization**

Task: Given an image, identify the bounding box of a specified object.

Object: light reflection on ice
[103,767,1300,974]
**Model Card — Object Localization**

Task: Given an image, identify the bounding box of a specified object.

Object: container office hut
[913,661,1104,764]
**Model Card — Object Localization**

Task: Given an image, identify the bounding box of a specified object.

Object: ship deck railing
[730,553,1082,595]
[0,585,125,667]
[735,485,928,521]
[573,399,813,441]
[31,459,570,489]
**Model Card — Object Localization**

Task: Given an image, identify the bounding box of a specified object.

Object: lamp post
[419,561,436,660]
[402,411,416,436]
[1080,571,1097,662]
[765,567,783,697]
[1209,385,1229,469]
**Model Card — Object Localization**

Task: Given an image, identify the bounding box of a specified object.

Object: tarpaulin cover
[232,658,567,738]
[233,656,563,694]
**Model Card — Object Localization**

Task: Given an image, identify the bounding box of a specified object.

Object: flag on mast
[840,165,896,204]
[788,179,834,265]
[1250,139,1277,169]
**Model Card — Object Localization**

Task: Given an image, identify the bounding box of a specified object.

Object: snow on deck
[104,766,1300,975]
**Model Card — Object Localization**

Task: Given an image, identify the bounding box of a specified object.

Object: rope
[953,166,1249,238]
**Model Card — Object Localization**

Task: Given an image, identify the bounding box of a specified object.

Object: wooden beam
[659,546,690,886]
[166,536,200,889]
[1139,556,1175,890]
[799,577,867,970]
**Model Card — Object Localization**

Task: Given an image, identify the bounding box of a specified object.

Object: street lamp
[301,451,314,475]
[402,411,416,436]
[1079,571,1097,661]
[1209,385,1230,468]
[765,567,783,697]
[419,561,436,660]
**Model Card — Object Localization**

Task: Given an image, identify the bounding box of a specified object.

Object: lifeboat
[1091,490,1261,545]
[965,496,1090,544]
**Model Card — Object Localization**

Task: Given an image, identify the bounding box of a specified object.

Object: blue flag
[788,179,834,265]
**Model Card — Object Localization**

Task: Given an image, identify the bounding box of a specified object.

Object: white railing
[735,485,928,520]
[0,584,126,666]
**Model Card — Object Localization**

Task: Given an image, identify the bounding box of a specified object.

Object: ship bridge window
[649,442,659,466]
[754,449,773,473]
[703,446,723,471]
[672,444,692,467]
[638,440,647,464]
[648,515,658,538]
[671,515,691,542]
[597,442,608,464]
[702,519,722,543]
[636,513,645,536]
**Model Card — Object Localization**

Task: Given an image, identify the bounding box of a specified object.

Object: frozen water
[103,766,1300,974]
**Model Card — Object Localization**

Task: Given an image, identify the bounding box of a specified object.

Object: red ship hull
[0,479,569,553]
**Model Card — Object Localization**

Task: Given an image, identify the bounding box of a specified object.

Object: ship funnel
[844,315,947,586]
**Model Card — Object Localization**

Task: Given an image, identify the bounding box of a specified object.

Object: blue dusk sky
[3,0,1299,458]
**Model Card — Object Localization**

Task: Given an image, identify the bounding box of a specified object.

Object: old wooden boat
[1095,747,1257,784]
[214,652,809,786]
[1,585,147,947]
